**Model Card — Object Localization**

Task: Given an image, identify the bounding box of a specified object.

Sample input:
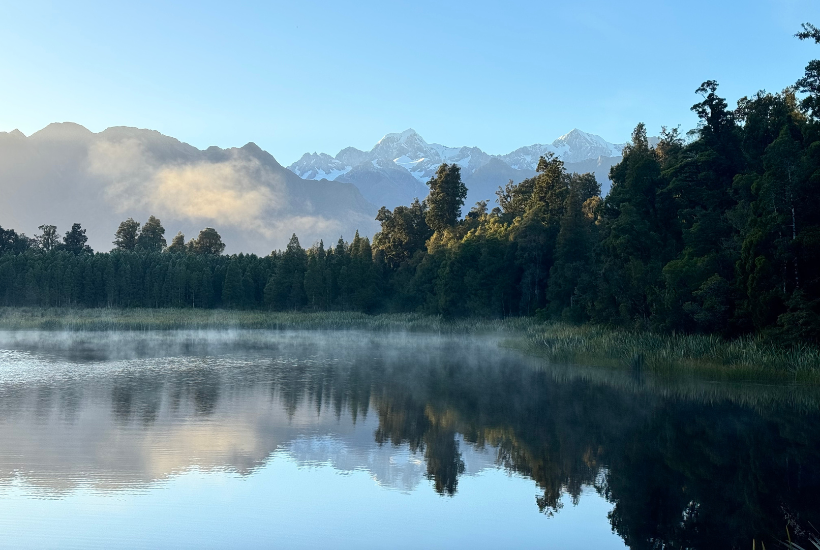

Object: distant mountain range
[0,123,633,254]
[0,123,377,255]
[288,128,627,209]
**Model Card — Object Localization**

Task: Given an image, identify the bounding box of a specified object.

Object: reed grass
[524,322,820,383]
[2,307,819,383]
[0,307,536,334]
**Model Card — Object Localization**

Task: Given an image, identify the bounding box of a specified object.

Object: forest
[2,25,820,343]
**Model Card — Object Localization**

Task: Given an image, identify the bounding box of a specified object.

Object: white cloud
[87,138,311,239]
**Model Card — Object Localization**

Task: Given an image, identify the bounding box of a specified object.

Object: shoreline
[0,307,534,334]
[2,306,819,385]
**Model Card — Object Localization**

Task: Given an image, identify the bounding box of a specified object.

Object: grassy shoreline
[524,323,820,384]
[0,307,536,334]
[2,307,819,383]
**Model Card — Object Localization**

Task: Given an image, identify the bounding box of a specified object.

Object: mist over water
[0,331,818,549]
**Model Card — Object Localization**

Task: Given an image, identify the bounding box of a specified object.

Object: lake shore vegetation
[2,307,820,384]
[525,322,820,384]
[0,307,535,333]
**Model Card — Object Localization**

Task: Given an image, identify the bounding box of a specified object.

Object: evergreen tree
[345,231,378,312]
[36,224,59,252]
[596,123,669,327]
[188,228,226,255]
[796,23,820,119]
[137,216,167,252]
[374,198,431,269]
[661,82,742,334]
[221,259,243,308]
[546,173,600,321]
[0,226,31,255]
[167,232,187,253]
[62,223,93,255]
[304,241,328,310]
[425,163,467,233]
[266,234,307,310]
[114,218,141,251]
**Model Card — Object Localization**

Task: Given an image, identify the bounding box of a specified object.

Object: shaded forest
[3,25,820,342]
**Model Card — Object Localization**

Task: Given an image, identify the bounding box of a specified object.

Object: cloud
[86,138,341,241]
[151,159,278,232]
[268,215,341,241]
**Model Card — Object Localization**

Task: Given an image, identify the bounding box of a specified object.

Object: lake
[0,330,818,549]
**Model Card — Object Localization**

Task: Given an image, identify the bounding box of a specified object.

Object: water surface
[0,331,818,549]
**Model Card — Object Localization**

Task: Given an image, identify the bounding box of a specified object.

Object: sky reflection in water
[0,331,817,549]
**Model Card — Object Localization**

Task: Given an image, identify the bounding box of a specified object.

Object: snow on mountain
[337,157,426,210]
[287,128,627,208]
[289,152,352,180]
[500,129,625,170]
[366,129,493,183]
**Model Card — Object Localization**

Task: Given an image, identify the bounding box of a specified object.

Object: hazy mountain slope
[461,157,624,206]
[562,156,622,196]
[462,158,537,208]
[288,128,629,209]
[336,158,427,209]
[0,124,378,255]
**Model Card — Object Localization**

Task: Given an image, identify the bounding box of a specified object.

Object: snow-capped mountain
[500,129,625,169]
[290,152,352,181]
[291,129,494,186]
[288,128,627,208]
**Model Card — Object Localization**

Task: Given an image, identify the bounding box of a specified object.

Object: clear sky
[2,0,819,165]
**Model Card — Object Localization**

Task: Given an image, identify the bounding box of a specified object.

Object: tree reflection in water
[0,333,818,550]
[270,342,820,549]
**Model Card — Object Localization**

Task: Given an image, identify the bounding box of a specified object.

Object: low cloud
[152,160,277,232]
[87,138,339,243]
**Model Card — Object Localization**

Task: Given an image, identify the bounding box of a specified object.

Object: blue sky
[1,0,819,165]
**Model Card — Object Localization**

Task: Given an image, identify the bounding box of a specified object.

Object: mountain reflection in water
[0,331,818,549]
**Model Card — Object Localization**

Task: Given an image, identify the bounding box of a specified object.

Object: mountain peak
[30,122,93,141]
[240,141,282,166]
[289,127,629,206]
[559,127,581,137]
[555,128,597,143]
[548,129,623,162]
[376,128,423,146]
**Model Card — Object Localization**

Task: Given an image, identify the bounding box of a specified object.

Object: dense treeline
[2,25,820,341]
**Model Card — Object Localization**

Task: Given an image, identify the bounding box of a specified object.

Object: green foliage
[0,307,536,334]
[62,223,92,255]
[265,234,307,310]
[187,227,225,255]
[527,322,820,382]
[303,240,328,310]
[167,232,186,253]
[113,218,140,251]
[36,224,59,252]
[425,163,467,233]
[137,216,167,252]
[374,198,431,269]
[0,226,32,255]
[546,174,599,321]
[796,23,820,119]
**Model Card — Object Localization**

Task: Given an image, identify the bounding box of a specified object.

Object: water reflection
[0,332,819,549]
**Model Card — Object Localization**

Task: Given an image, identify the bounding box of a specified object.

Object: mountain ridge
[288,128,627,208]
[0,123,378,255]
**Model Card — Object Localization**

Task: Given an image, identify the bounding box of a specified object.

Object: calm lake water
[0,331,818,549]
